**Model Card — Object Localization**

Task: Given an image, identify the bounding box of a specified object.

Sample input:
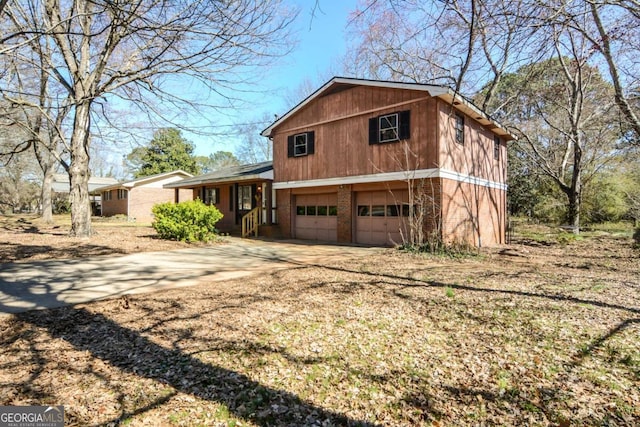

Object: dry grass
[0,215,638,426]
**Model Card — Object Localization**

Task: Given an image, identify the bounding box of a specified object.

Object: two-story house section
[261,77,516,247]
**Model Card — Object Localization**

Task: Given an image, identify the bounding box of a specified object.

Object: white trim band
[273,168,507,191]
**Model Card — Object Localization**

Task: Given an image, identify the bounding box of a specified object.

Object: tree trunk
[69,101,93,237]
[40,164,54,223]
[566,144,582,235]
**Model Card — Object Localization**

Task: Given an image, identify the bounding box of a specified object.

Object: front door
[236,184,256,224]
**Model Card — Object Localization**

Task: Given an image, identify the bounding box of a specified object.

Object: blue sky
[189,0,359,157]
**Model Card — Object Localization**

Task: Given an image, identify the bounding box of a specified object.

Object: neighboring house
[52,173,119,215]
[164,161,275,234]
[94,170,193,222]
[258,77,516,247]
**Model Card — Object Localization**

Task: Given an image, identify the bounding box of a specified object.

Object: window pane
[296,206,305,215]
[357,205,370,216]
[294,133,307,156]
[379,113,399,142]
[238,186,252,210]
[317,206,327,215]
[371,205,385,216]
[387,205,399,217]
[402,204,411,217]
[307,206,316,216]
[328,206,338,216]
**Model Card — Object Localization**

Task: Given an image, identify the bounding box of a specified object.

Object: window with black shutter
[287,131,315,158]
[369,110,410,144]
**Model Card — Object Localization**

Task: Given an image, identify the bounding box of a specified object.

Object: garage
[294,193,338,242]
[356,190,409,245]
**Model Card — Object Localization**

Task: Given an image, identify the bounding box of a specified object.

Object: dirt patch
[0,215,638,426]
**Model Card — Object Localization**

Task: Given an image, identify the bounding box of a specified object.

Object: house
[94,170,193,222]
[52,173,119,215]
[258,77,515,247]
[163,161,275,235]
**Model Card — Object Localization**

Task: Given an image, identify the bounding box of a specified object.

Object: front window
[202,187,218,205]
[294,133,307,156]
[103,191,112,201]
[117,189,128,200]
[379,113,399,142]
[238,185,252,210]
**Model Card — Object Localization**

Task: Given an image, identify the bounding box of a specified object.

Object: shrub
[151,200,223,242]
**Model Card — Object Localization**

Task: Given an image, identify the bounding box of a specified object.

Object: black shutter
[251,184,258,209]
[399,110,411,140]
[369,117,378,144]
[287,135,294,157]
[307,131,315,155]
[231,184,237,211]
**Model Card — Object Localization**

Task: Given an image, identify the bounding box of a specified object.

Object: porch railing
[241,207,261,238]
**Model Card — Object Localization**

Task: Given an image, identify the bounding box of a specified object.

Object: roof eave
[261,77,516,141]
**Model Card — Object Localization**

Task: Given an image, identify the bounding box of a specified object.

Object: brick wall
[276,188,292,238]
[337,184,353,243]
[129,187,178,223]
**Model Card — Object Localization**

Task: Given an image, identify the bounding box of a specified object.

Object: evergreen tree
[127,128,199,178]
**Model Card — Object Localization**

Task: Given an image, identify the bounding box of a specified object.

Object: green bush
[151,200,223,242]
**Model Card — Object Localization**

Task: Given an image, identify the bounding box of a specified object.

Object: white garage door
[356,190,409,246]
[295,194,338,242]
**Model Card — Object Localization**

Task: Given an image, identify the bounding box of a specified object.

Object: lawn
[0,216,638,426]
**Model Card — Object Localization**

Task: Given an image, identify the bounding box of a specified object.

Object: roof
[52,174,119,193]
[261,76,517,141]
[92,170,194,193]
[164,161,274,188]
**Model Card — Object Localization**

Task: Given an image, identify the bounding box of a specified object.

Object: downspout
[127,186,130,222]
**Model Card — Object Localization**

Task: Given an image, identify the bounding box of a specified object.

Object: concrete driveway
[0,238,379,315]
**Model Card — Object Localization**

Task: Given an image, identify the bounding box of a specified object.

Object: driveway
[0,238,380,315]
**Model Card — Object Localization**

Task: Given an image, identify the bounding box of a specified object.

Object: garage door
[295,194,338,242]
[356,190,409,245]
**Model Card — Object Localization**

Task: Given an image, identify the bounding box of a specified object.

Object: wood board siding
[440,178,506,247]
[273,86,439,183]
[438,100,506,184]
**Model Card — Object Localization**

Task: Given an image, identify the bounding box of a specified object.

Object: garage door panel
[356,190,410,246]
[295,193,337,242]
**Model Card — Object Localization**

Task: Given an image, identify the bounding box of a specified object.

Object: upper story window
[455,113,465,144]
[379,113,399,142]
[103,191,112,201]
[287,131,315,158]
[494,136,500,160]
[369,110,410,144]
[117,189,128,200]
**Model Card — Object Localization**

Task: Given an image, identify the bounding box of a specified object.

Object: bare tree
[1,0,296,236]
[235,113,274,164]
[348,0,639,143]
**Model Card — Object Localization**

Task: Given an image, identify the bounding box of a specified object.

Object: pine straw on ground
[0,215,199,263]
[0,221,638,426]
